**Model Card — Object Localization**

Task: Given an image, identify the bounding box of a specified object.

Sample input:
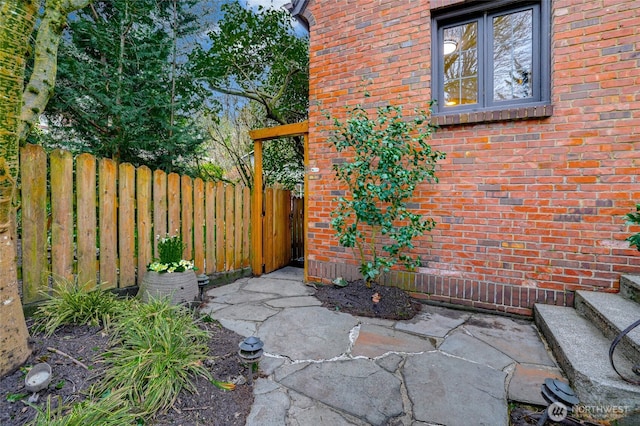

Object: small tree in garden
[328,103,446,286]
[626,203,640,251]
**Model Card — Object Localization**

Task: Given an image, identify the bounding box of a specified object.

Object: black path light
[197,274,209,301]
[238,336,264,385]
[537,378,579,425]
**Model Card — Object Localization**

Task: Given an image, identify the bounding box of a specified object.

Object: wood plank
[50,149,74,284]
[251,141,263,275]
[137,166,152,285]
[303,132,309,281]
[20,144,48,303]
[263,187,274,273]
[242,186,250,268]
[225,184,234,270]
[99,158,118,289]
[205,181,216,274]
[193,178,205,272]
[153,170,167,255]
[181,175,193,260]
[215,182,225,272]
[234,185,242,270]
[118,163,135,287]
[167,172,181,237]
[249,121,308,141]
[76,153,97,289]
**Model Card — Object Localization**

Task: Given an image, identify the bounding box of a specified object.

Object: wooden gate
[249,121,308,278]
[262,187,292,274]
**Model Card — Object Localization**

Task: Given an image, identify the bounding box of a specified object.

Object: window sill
[432,104,553,127]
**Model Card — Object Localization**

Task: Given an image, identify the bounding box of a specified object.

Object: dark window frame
[431,0,551,121]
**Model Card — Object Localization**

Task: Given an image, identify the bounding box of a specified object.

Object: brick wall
[303,0,640,315]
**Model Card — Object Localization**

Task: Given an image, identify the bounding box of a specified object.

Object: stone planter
[138,270,198,305]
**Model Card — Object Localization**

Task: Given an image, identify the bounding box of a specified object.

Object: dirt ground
[314,279,422,320]
[0,317,253,426]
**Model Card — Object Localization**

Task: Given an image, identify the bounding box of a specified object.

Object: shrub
[93,298,211,416]
[328,102,445,285]
[33,278,120,336]
[626,203,640,251]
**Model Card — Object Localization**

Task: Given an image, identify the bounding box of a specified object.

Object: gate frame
[249,121,309,280]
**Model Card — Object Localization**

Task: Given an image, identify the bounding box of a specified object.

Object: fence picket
[181,175,193,261]
[50,149,74,284]
[215,182,225,271]
[137,166,152,284]
[118,163,135,287]
[99,158,117,289]
[167,173,180,237]
[76,153,97,290]
[193,178,205,271]
[225,184,234,271]
[234,185,242,270]
[20,145,48,303]
[242,187,250,267]
[153,170,167,255]
[205,181,216,273]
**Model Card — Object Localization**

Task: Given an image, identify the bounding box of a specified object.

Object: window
[432,1,550,116]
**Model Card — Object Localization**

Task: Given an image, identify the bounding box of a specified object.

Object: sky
[244,0,291,10]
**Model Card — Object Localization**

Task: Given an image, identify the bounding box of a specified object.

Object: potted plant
[138,234,198,305]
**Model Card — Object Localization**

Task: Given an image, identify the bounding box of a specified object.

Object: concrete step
[575,290,640,363]
[620,274,640,304]
[534,304,640,411]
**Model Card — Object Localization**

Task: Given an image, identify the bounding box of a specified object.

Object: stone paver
[395,305,470,338]
[351,324,434,358]
[257,307,359,360]
[463,314,556,366]
[208,267,564,426]
[404,352,508,426]
[438,330,514,370]
[508,363,565,406]
[279,359,404,426]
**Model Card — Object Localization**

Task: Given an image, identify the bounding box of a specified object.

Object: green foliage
[33,278,121,336]
[27,391,135,426]
[148,234,195,273]
[44,0,207,173]
[626,203,640,251]
[328,103,445,284]
[190,1,309,126]
[93,298,211,416]
[191,1,308,188]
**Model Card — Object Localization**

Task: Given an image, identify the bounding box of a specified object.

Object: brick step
[575,290,640,363]
[534,304,640,413]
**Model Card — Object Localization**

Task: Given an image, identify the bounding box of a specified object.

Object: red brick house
[287,0,640,316]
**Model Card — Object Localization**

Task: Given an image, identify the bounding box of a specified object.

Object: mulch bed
[0,319,253,426]
[314,279,422,320]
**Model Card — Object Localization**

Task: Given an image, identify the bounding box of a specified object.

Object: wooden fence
[19,145,251,305]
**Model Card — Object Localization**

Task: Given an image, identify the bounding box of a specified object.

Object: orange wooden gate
[262,187,292,274]
[249,121,308,278]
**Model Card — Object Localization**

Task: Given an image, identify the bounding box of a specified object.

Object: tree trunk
[0,0,38,377]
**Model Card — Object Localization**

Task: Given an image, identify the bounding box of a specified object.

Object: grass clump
[27,390,134,425]
[93,297,211,416]
[33,279,121,336]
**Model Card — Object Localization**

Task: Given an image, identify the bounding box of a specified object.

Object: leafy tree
[328,102,446,285]
[0,0,91,377]
[626,204,640,251]
[190,1,308,187]
[43,0,207,172]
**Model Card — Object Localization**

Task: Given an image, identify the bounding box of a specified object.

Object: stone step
[620,274,640,304]
[575,290,640,363]
[534,304,640,412]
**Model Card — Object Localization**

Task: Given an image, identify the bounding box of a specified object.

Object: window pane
[443,22,478,107]
[493,9,533,101]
